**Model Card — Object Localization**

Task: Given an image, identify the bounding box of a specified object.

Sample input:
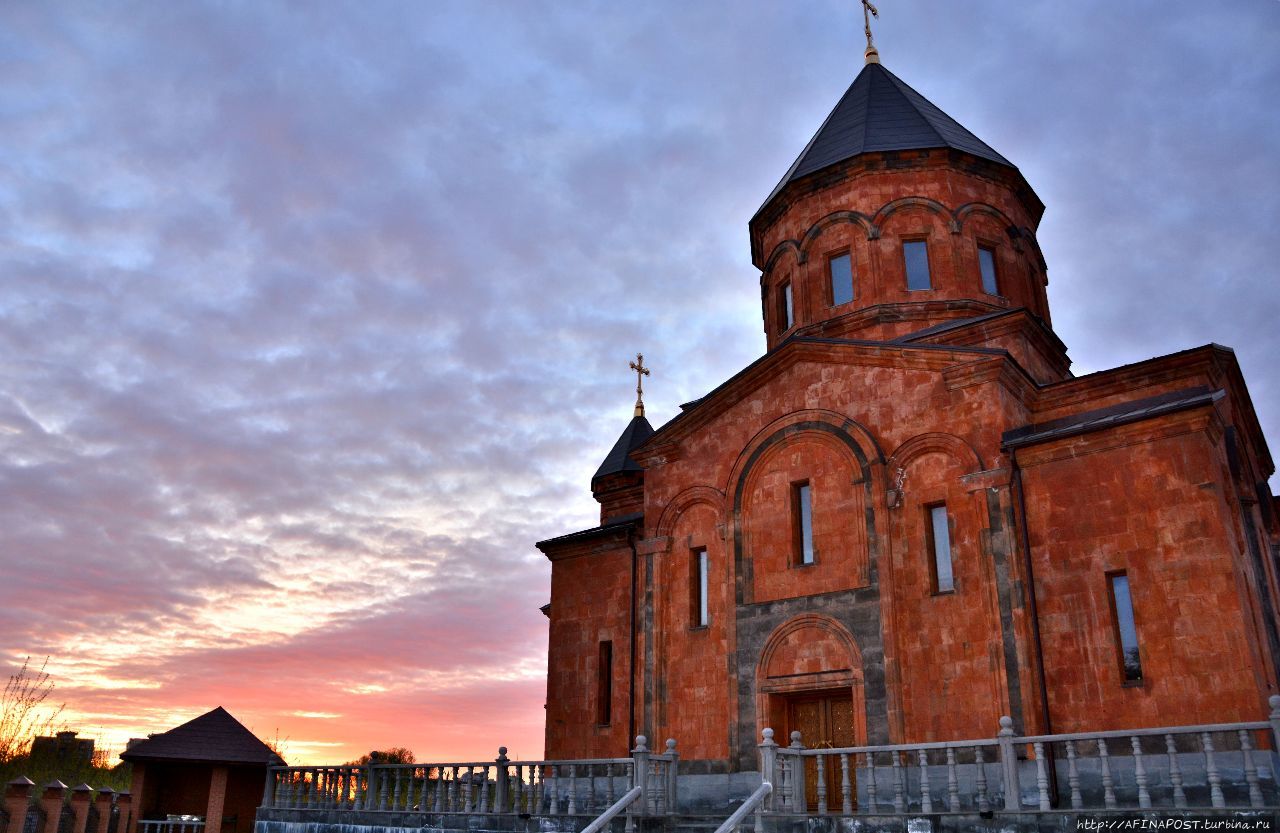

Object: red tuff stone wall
[651,502,732,761]
[1018,410,1270,730]
[543,537,634,760]
[741,433,870,601]
[888,448,1008,742]
[754,155,1050,348]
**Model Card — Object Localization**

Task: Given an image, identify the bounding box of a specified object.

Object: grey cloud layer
[0,0,1276,757]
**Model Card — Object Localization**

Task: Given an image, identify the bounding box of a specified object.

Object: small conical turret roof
[592,414,654,483]
[758,62,1014,216]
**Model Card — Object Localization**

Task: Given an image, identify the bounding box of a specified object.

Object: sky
[1,1,1277,767]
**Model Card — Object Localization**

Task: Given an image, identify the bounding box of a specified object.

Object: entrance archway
[756,615,865,810]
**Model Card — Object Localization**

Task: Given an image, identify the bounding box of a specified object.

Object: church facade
[537,56,1280,775]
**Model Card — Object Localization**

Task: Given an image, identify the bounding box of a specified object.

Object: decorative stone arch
[654,485,726,542]
[755,613,868,745]
[798,211,879,261]
[871,196,956,233]
[726,410,886,604]
[886,431,984,475]
[951,201,1016,235]
[727,409,886,494]
[762,239,803,274]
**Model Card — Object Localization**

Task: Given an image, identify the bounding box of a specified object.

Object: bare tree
[0,657,65,762]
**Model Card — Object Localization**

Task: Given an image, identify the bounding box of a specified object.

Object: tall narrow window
[691,548,709,627]
[793,481,814,565]
[1107,572,1143,684]
[903,240,932,290]
[927,503,954,592]
[978,246,999,295]
[781,281,794,330]
[829,252,854,306]
[596,641,613,724]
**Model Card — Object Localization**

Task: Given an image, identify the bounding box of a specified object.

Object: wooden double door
[785,689,857,812]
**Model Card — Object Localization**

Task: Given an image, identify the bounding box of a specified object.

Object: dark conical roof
[120,706,284,766]
[592,414,654,483]
[758,62,1014,214]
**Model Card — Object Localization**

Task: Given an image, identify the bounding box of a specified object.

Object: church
[536,34,1280,779]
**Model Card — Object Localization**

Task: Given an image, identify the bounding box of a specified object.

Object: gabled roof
[591,414,654,483]
[758,62,1014,215]
[120,706,283,766]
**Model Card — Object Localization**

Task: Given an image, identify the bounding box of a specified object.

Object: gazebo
[121,707,283,833]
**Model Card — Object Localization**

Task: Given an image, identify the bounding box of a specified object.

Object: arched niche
[729,414,882,604]
[755,614,867,747]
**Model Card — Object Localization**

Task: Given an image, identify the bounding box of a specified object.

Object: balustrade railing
[263,736,676,818]
[262,697,1280,820]
[758,696,1280,815]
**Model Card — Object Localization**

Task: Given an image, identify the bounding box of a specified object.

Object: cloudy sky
[1,1,1277,765]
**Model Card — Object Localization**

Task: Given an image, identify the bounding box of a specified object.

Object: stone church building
[537,54,1280,776]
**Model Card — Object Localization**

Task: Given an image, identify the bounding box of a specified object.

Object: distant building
[30,731,94,766]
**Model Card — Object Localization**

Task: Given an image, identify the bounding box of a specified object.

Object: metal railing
[713,781,772,833]
[759,696,1280,815]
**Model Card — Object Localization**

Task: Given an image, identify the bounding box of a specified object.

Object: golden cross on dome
[629,353,650,418]
[862,0,881,64]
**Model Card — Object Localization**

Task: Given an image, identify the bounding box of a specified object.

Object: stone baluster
[1240,730,1264,809]
[547,765,559,816]
[918,749,932,814]
[566,765,576,815]
[840,753,852,814]
[495,749,509,814]
[481,765,493,813]
[1064,740,1082,810]
[430,768,442,813]
[529,766,539,814]
[665,740,679,814]
[448,767,459,813]
[377,767,389,810]
[93,789,113,833]
[1131,736,1151,809]
[41,781,66,833]
[1164,735,1186,809]
[891,751,905,814]
[1032,743,1049,811]
[5,778,33,833]
[996,716,1019,811]
[634,737,650,816]
[391,768,403,810]
[945,748,959,812]
[1202,732,1225,809]
[974,747,990,814]
[815,753,826,815]
[865,752,875,813]
[604,763,615,808]
[512,762,523,814]
[623,764,635,833]
[752,731,773,813]
[1098,738,1116,809]
[69,784,92,833]
[787,733,806,814]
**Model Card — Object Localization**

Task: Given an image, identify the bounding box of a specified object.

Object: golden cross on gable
[861,0,881,64]
[629,353,650,417]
